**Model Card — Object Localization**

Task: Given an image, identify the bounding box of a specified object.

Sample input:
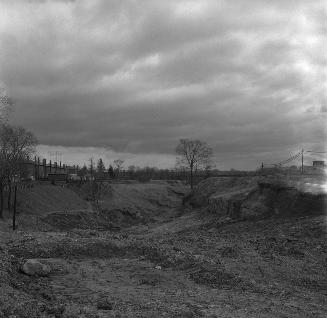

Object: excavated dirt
[0,178,326,317]
[188,176,326,220]
[40,182,188,231]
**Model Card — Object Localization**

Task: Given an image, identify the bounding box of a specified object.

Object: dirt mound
[1,181,187,232]
[189,177,326,220]
[0,184,90,231]
[17,184,88,215]
[41,208,145,231]
[94,182,188,227]
[100,182,187,211]
[188,176,259,207]
[38,181,188,231]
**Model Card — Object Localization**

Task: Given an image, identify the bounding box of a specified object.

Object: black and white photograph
[0,0,326,317]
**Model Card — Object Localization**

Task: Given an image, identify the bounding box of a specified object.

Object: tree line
[71,139,214,189]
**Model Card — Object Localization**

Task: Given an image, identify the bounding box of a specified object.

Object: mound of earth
[10,181,188,231]
[0,184,90,231]
[41,208,145,231]
[188,177,326,220]
[187,176,259,207]
[100,181,187,213]
[17,184,89,215]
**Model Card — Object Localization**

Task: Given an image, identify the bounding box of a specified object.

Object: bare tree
[0,124,37,218]
[91,181,112,210]
[113,159,124,179]
[176,139,213,189]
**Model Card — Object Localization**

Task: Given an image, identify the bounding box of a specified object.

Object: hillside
[187,176,326,220]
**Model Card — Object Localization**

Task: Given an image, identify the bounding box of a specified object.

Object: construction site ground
[0,179,326,317]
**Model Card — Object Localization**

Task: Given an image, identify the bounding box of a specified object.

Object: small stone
[97,297,113,310]
[64,305,94,318]
[62,305,81,318]
[21,259,51,276]
[179,310,195,318]
[46,304,65,315]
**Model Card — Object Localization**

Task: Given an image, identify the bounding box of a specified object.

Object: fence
[18,156,72,181]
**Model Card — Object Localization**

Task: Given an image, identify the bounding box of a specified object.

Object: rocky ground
[0,178,326,317]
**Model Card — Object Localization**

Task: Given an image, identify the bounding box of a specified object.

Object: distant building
[313,161,325,167]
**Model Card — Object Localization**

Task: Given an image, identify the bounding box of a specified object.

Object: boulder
[21,259,51,276]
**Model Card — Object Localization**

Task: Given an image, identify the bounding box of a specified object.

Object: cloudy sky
[0,0,326,169]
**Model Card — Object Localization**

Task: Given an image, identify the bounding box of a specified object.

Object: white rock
[22,259,51,276]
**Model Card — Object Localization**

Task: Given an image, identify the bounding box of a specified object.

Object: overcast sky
[0,0,326,169]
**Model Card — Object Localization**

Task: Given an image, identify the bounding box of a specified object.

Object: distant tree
[128,165,136,173]
[88,157,95,178]
[113,159,124,170]
[90,181,112,209]
[113,159,124,178]
[78,164,88,178]
[96,158,106,178]
[108,165,114,178]
[176,139,213,189]
[127,165,136,179]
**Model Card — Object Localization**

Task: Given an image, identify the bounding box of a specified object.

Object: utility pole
[37,157,40,180]
[34,156,37,180]
[43,159,46,179]
[301,149,304,174]
[13,184,17,231]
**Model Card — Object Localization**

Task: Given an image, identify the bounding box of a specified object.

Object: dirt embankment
[17,184,89,215]
[0,184,90,232]
[187,176,326,220]
[9,181,188,232]
[98,181,187,219]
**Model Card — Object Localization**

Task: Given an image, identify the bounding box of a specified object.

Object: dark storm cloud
[0,0,326,169]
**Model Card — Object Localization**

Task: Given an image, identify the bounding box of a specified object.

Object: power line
[261,148,326,173]
[276,151,302,166]
[306,151,327,154]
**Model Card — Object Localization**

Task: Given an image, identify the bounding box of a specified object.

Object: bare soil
[0,179,326,317]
